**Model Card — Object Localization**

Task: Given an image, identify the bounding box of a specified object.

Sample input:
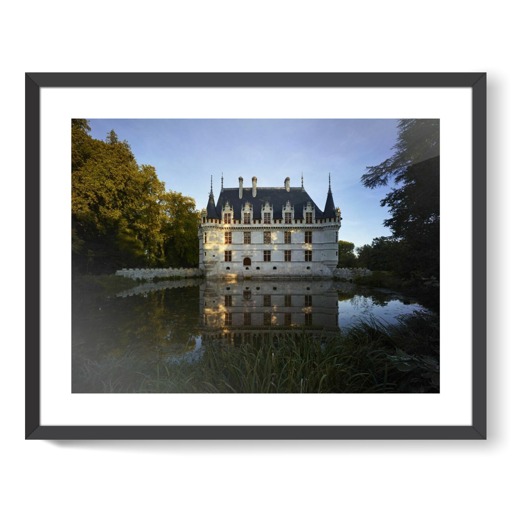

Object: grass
[73,311,439,394]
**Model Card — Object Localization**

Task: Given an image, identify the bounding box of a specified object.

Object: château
[199,176,341,279]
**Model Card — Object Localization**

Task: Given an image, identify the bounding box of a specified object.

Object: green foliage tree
[72,120,199,273]
[162,191,200,268]
[356,237,406,271]
[361,119,440,279]
[337,240,357,268]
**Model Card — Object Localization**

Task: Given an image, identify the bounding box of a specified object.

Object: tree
[71,120,200,273]
[337,240,357,268]
[162,192,200,268]
[361,119,440,278]
[356,237,406,272]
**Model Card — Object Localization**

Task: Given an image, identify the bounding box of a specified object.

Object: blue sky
[87,119,398,249]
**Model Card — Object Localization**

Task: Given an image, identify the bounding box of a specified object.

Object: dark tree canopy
[361,119,440,279]
[72,120,200,273]
[337,240,357,268]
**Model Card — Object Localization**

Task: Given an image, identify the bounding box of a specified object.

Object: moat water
[72,279,431,392]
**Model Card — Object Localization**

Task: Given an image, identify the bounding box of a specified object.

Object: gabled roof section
[211,187,325,220]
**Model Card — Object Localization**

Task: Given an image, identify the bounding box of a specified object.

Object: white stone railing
[332,267,372,280]
[115,267,204,280]
[115,266,369,281]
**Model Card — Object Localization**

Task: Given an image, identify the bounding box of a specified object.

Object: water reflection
[337,286,429,330]
[72,277,431,392]
[200,280,340,344]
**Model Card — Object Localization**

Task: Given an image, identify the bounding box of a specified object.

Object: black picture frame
[25,72,486,440]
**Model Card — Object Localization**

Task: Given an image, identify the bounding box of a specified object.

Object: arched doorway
[243,257,251,267]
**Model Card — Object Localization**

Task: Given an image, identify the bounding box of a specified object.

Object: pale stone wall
[199,220,340,279]
[115,266,369,282]
[115,267,204,280]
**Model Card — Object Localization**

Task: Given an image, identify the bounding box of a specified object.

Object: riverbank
[72,272,439,393]
[73,311,439,394]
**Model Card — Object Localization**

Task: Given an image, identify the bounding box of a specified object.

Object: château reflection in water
[200,280,340,344]
[72,277,432,392]
[113,277,429,346]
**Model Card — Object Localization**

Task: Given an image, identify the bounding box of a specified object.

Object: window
[243,212,251,224]
[284,231,291,244]
[224,213,232,224]
[284,250,291,262]
[304,295,312,307]
[264,231,271,244]
[244,312,251,325]
[204,233,207,244]
[225,295,232,307]
[225,250,232,262]
[284,212,292,223]
[263,212,271,224]
[304,313,312,326]
[305,250,312,262]
[264,250,271,262]
[243,290,252,300]
[225,231,232,244]
[264,312,272,326]
[284,295,292,307]
[305,231,312,243]
[225,312,232,326]
[305,212,313,223]
[244,232,251,244]
[263,295,271,307]
[284,313,292,326]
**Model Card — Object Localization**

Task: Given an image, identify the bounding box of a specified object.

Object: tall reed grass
[74,312,439,393]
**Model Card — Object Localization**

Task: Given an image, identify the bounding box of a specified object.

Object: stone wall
[115,266,369,281]
[115,267,204,280]
[332,267,372,280]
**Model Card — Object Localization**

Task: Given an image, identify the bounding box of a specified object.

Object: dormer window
[223,201,233,224]
[304,202,314,223]
[282,200,294,224]
[242,202,253,224]
[262,201,273,224]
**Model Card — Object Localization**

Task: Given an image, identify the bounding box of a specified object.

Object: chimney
[252,176,257,197]
[284,177,290,192]
[239,177,243,199]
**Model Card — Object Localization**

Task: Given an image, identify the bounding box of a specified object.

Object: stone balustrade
[115,266,369,281]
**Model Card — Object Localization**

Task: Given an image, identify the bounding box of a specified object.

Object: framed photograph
[26,73,486,440]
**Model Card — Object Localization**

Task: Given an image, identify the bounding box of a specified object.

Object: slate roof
[206,186,336,221]
[323,187,336,218]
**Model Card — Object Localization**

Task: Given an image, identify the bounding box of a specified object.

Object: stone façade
[199,176,341,279]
